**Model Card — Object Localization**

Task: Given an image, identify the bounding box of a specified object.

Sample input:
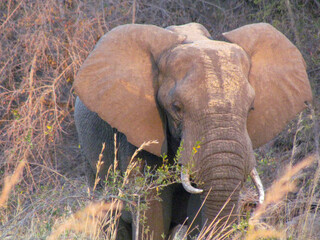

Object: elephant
[73,22,312,239]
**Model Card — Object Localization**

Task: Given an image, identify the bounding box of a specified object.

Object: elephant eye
[172,101,183,115]
[249,101,255,112]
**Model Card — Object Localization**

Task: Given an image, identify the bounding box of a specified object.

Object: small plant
[49,137,187,239]
[233,213,250,235]
[101,139,183,239]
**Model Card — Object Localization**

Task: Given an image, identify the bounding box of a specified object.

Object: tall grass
[0,160,26,208]
[45,153,317,239]
[0,0,108,238]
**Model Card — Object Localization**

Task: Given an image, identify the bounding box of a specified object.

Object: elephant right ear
[73,24,185,156]
[223,23,312,149]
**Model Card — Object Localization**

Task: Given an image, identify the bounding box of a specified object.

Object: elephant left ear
[223,23,312,149]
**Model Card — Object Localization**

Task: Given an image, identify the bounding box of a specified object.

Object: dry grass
[48,200,123,240]
[246,155,316,240]
[0,0,319,239]
[251,155,316,222]
[47,139,161,240]
[0,160,26,208]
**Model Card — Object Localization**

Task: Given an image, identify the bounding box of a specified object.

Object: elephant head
[73,23,312,229]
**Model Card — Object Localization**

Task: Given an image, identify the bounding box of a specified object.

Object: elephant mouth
[168,135,204,194]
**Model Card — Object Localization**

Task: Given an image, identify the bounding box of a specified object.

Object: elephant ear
[74,24,185,156]
[223,23,312,149]
[166,22,211,43]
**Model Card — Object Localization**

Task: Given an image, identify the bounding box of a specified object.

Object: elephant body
[75,97,201,239]
[73,22,312,239]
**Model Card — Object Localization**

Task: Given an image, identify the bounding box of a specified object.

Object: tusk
[181,166,203,194]
[250,167,265,204]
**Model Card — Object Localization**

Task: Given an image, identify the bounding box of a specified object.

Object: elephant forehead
[164,40,249,71]
[162,41,250,85]
[204,49,251,107]
[161,41,252,108]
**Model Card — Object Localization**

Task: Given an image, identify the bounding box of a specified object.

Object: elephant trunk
[204,137,249,228]
[180,118,251,230]
[200,155,244,227]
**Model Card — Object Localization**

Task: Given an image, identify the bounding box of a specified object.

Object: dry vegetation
[0,0,319,239]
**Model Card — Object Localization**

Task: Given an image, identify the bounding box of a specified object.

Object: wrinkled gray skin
[75,98,197,239]
[75,48,253,236]
[75,33,255,240]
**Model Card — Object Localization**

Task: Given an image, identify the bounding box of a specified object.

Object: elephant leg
[132,187,173,240]
[101,206,132,240]
[250,168,265,204]
[83,155,96,188]
[115,217,132,240]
